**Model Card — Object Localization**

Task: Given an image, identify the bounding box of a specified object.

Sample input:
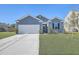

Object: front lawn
[39,33,79,55]
[0,32,16,39]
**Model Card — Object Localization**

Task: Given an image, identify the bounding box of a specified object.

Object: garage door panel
[18,25,39,34]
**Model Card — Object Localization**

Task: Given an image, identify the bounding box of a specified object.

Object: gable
[50,17,62,22]
[36,15,49,22]
[17,16,41,25]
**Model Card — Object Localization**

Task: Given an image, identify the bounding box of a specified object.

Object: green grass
[0,32,16,39]
[39,33,79,55]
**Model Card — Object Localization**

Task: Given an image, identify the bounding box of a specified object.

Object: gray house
[16,15,64,34]
[0,23,10,32]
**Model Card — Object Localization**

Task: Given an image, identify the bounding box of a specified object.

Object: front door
[43,24,48,33]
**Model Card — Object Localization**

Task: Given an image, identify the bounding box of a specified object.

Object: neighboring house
[0,23,10,32]
[16,15,64,34]
[64,11,79,32]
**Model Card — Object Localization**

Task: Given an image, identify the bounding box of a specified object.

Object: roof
[36,15,49,22]
[16,15,43,24]
[48,17,63,22]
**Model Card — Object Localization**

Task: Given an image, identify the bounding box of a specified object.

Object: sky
[0,4,79,24]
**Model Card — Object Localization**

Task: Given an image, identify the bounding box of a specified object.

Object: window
[52,23,54,29]
[58,23,60,29]
[52,22,60,29]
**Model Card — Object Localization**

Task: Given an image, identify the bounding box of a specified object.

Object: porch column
[40,23,43,34]
[48,22,52,33]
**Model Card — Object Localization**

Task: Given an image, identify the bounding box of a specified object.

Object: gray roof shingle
[36,15,49,22]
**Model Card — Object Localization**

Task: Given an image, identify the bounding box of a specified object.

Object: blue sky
[0,4,79,24]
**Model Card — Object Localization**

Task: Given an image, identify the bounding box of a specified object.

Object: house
[0,23,10,32]
[16,15,64,34]
[64,11,79,32]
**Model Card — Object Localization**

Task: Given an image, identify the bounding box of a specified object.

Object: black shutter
[58,23,60,29]
[52,23,54,29]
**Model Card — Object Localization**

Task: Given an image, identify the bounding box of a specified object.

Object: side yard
[39,33,79,55]
[0,32,16,39]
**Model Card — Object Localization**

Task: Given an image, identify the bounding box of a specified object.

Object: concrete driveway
[0,34,39,55]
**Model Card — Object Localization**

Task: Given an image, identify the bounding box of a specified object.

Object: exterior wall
[48,21,64,33]
[59,21,64,32]
[16,22,18,34]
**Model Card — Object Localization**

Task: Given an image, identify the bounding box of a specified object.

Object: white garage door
[18,25,40,34]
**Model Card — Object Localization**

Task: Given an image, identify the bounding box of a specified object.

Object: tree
[64,11,79,32]
[8,24,16,32]
[69,11,77,27]
[10,24,16,28]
